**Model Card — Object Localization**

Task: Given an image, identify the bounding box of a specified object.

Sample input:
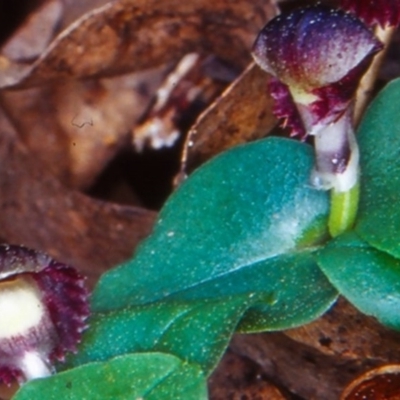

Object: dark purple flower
[0,245,89,385]
[252,6,382,137]
[252,6,383,191]
[341,0,400,27]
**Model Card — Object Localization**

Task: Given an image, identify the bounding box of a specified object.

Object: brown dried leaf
[341,365,400,400]
[354,26,396,126]
[0,108,156,288]
[209,350,287,400]
[231,298,400,400]
[231,333,380,400]
[0,0,277,88]
[0,70,159,189]
[57,0,111,31]
[181,63,277,174]
[285,297,400,362]
[1,0,63,62]
[51,75,157,188]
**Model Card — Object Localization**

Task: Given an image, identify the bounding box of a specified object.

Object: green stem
[328,182,360,237]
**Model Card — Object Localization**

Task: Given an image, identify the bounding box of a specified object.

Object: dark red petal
[269,78,306,139]
[341,0,400,27]
[0,367,21,386]
[32,263,90,361]
[309,51,379,124]
[252,6,382,90]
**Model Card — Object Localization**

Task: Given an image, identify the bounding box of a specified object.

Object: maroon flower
[0,245,89,385]
[252,6,382,137]
[341,0,400,27]
[252,6,382,191]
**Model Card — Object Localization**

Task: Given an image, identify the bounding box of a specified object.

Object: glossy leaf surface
[318,233,400,330]
[92,137,332,312]
[70,256,336,375]
[68,296,252,374]
[166,250,337,332]
[356,78,400,258]
[71,138,337,378]
[13,353,207,400]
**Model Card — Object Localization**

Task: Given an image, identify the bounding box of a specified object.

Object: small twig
[353,25,396,126]
[71,115,93,128]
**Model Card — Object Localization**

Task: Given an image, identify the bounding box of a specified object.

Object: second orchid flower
[252,6,383,235]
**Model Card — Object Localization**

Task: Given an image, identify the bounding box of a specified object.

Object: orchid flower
[341,0,400,28]
[252,6,383,235]
[0,244,89,386]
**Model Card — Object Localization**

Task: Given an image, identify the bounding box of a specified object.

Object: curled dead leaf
[0,70,160,189]
[1,0,63,62]
[0,0,277,89]
[231,332,382,400]
[0,108,156,288]
[285,297,400,362]
[0,0,278,193]
[341,365,400,400]
[58,0,111,31]
[181,63,277,174]
[209,350,287,400]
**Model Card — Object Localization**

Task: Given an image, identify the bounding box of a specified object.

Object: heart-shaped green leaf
[69,252,336,374]
[92,138,332,313]
[356,78,400,258]
[317,232,400,330]
[74,137,336,378]
[13,353,206,400]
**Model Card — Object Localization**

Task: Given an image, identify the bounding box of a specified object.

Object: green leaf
[165,250,337,332]
[92,138,332,312]
[69,254,336,373]
[356,78,400,258]
[317,232,400,330]
[68,296,253,374]
[72,138,337,377]
[13,353,207,400]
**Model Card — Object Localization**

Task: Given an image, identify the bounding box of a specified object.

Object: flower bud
[0,245,89,385]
